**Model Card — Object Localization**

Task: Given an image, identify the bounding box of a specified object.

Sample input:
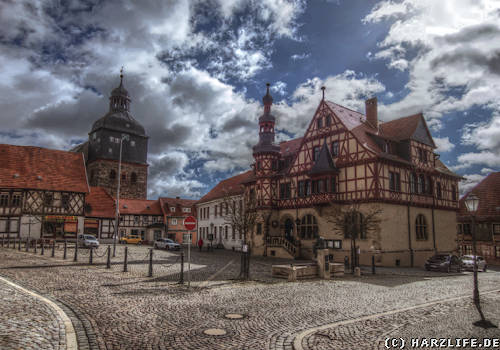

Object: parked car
[154,238,180,250]
[424,254,462,273]
[461,255,487,272]
[119,235,142,245]
[77,234,99,248]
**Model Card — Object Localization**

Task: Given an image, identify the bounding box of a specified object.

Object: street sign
[183,216,196,231]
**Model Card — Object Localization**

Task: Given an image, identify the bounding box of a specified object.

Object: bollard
[372,255,376,275]
[41,240,45,255]
[63,241,67,260]
[123,247,128,272]
[8,238,10,249]
[34,239,37,254]
[179,251,184,284]
[73,240,78,262]
[89,248,93,265]
[106,246,111,269]
[51,240,55,257]
[18,238,21,251]
[1,236,4,248]
[148,248,153,277]
[25,239,29,252]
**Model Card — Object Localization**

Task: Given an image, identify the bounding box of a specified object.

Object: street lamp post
[113,134,129,257]
[464,193,492,327]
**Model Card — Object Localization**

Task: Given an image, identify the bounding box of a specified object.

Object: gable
[288,101,377,175]
[412,118,436,148]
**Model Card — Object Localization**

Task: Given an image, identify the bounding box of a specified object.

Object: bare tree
[221,190,258,279]
[325,203,382,271]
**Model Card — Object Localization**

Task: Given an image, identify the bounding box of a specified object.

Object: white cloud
[459,173,486,197]
[434,136,455,153]
[365,0,500,128]
[291,52,311,61]
[271,81,287,96]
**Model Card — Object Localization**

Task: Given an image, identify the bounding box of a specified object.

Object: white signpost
[183,216,196,288]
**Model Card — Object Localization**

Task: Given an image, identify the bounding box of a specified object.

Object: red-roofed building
[457,172,500,265]
[225,87,461,267]
[115,198,165,243]
[159,197,198,245]
[197,171,252,250]
[83,187,116,239]
[0,144,89,241]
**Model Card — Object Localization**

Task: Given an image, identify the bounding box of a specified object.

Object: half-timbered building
[244,86,461,267]
[116,199,164,243]
[84,186,116,240]
[457,172,500,266]
[0,144,89,241]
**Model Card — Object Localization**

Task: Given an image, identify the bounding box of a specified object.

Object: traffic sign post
[183,216,197,288]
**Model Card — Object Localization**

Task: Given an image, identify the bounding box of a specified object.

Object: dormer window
[383,141,391,153]
[317,118,323,129]
[170,207,175,212]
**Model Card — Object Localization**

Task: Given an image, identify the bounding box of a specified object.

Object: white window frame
[171,218,177,225]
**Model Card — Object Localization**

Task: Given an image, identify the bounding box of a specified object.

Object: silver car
[78,234,100,249]
[461,255,487,272]
[154,238,180,250]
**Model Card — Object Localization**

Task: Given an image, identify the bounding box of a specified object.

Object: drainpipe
[407,204,414,267]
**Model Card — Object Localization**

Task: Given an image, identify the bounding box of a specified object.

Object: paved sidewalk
[0,277,66,350]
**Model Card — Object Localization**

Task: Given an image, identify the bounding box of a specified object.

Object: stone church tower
[86,71,149,199]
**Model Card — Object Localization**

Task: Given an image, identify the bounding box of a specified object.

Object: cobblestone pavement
[300,292,500,350]
[0,277,65,350]
[0,245,499,349]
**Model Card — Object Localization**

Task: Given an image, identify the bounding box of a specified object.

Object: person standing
[198,238,203,252]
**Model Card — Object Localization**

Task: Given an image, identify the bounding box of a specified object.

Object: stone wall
[87,159,147,199]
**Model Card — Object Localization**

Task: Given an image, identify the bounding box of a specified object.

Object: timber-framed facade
[0,144,88,241]
[244,87,461,267]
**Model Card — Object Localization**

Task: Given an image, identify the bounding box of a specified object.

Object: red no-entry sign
[183,216,196,230]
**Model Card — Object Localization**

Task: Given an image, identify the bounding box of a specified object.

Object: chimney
[365,97,378,130]
[176,196,180,199]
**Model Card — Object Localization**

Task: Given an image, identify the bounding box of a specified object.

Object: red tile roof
[198,170,253,203]
[458,172,500,220]
[280,137,302,157]
[159,197,197,216]
[119,198,163,215]
[85,187,115,218]
[379,114,422,141]
[0,144,89,193]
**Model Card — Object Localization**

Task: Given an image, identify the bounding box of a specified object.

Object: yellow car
[119,235,142,244]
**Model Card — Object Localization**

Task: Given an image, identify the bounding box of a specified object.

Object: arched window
[131,172,137,184]
[109,170,116,180]
[299,214,318,240]
[284,218,294,239]
[416,214,428,240]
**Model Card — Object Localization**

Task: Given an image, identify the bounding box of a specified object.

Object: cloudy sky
[1,0,499,199]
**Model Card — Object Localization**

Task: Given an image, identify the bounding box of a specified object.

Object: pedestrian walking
[198,238,203,252]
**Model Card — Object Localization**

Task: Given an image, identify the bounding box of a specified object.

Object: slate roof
[0,144,89,193]
[198,170,253,204]
[119,199,163,215]
[309,140,338,176]
[458,172,500,220]
[85,187,115,218]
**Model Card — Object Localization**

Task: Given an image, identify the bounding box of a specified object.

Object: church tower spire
[109,67,131,112]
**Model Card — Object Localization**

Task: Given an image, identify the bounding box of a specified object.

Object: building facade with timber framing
[245,85,462,267]
[0,144,89,241]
